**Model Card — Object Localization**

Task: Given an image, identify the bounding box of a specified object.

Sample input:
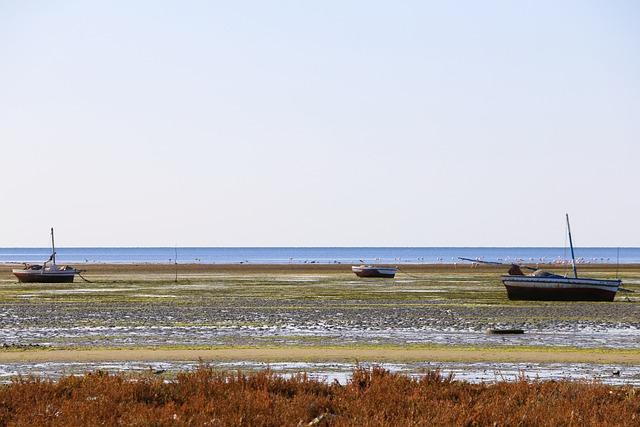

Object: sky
[1,1,639,247]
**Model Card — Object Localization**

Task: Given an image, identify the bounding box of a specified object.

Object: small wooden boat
[501,275,620,301]
[460,215,622,301]
[487,328,525,335]
[351,265,397,278]
[12,228,79,283]
[501,215,621,301]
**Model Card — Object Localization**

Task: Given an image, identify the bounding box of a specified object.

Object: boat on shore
[501,273,621,301]
[12,228,79,283]
[462,215,622,301]
[351,265,397,278]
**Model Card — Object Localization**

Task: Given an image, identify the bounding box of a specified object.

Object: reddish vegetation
[0,366,638,426]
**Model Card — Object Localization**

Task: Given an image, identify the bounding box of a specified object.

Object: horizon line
[1,246,638,250]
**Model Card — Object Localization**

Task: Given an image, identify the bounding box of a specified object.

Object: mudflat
[0,262,637,365]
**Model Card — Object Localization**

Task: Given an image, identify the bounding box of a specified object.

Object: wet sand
[0,346,639,364]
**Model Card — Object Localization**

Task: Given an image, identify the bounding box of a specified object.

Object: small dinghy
[487,328,525,335]
[351,265,397,278]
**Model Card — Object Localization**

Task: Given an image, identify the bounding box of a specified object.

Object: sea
[0,247,639,264]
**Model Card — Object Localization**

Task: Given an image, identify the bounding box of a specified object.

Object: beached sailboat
[501,271,621,301]
[12,228,79,283]
[501,215,621,301]
[351,265,397,278]
[461,215,622,301]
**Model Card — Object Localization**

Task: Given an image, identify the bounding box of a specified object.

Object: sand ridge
[1,346,639,364]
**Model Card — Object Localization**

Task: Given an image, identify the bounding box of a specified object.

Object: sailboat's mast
[566,214,577,278]
[50,227,56,265]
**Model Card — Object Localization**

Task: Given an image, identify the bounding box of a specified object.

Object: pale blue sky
[1,1,638,247]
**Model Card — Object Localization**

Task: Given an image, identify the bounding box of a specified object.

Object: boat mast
[50,227,56,265]
[565,214,577,278]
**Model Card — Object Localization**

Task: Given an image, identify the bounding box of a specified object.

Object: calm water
[0,247,638,264]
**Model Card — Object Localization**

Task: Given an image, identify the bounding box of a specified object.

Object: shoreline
[0,346,639,364]
[3,262,640,276]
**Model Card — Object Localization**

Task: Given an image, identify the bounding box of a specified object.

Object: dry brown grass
[0,367,638,426]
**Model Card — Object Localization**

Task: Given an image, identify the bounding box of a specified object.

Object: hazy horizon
[1,244,639,249]
[2,246,639,266]
[2,1,638,247]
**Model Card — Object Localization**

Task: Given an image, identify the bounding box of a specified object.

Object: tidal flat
[0,263,638,382]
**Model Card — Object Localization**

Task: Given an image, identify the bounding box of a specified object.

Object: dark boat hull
[352,266,397,278]
[502,276,620,302]
[13,272,76,283]
[504,285,616,301]
[353,270,396,278]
